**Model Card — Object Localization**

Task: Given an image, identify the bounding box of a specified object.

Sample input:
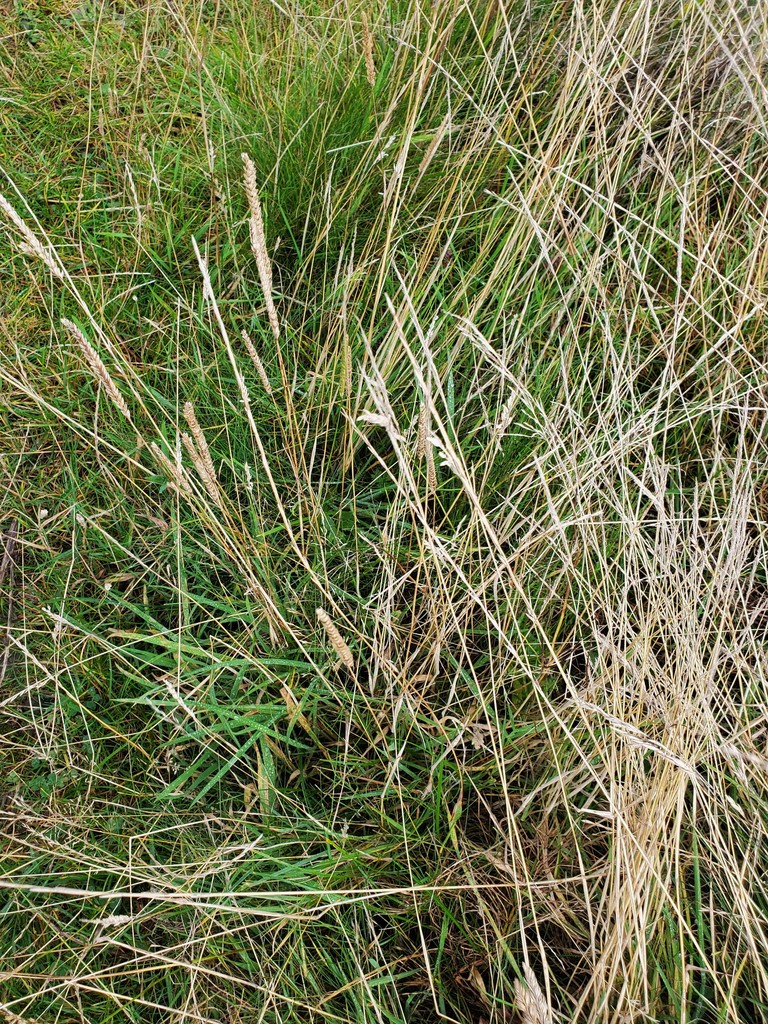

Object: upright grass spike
[241,152,280,343]
[361,12,376,88]
[181,401,223,508]
[316,607,355,674]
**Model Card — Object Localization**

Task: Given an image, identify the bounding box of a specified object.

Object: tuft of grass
[2,0,768,1021]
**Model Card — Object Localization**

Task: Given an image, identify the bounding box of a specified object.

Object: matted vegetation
[2,1,768,1021]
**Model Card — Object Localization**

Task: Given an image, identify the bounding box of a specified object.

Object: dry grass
[1,0,768,1021]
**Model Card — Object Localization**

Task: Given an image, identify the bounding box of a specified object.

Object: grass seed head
[183,401,217,483]
[1,193,65,279]
[416,401,429,460]
[361,13,376,87]
[341,337,353,399]
[181,431,223,509]
[316,607,355,673]
[513,964,551,1024]
[242,330,274,395]
[149,441,192,498]
[241,153,280,342]
[62,318,131,420]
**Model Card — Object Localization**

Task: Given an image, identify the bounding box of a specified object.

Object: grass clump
[2,0,768,1021]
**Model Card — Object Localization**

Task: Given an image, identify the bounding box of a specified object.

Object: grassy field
[2,1,768,1021]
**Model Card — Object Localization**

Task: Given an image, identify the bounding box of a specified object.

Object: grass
[1,0,768,1021]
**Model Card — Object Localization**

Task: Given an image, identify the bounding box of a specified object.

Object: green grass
[2,0,768,1021]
